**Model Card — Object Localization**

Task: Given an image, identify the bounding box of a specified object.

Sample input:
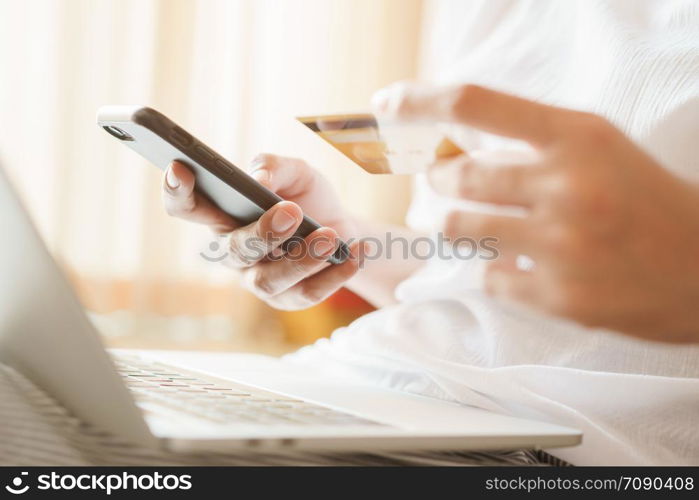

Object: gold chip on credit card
[297,113,464,174]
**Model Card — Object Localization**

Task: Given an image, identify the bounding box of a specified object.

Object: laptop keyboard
[112,354,382,427]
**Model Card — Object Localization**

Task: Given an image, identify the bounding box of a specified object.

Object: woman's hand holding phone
[163,154,365,310]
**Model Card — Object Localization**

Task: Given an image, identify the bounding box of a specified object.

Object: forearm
[345,216,426,308]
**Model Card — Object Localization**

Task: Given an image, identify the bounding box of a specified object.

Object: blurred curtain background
[0,0,425,352]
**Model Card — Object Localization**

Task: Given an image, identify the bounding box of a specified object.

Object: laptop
[0,167,581,454]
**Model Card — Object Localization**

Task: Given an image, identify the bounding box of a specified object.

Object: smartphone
[97,106,350,264]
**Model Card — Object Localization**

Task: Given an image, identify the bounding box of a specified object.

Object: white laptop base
[110,349,580,453]
[0,167,581,454]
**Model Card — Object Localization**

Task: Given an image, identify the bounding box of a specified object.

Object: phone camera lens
[103,125,134,141]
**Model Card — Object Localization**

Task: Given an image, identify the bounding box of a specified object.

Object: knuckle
[444,211,494,239]
[227,233,257,267]
[164,199,192,217]
[551,169,590,204]
[287,255,311,276]
[552,168,619,220]
[544,223,583,257]
[555,167,585,191]
[581,186,618,219]
[490,167,520,200]
[451,84,484,118]
[455,160,481,198]
[249,269,275,296]
[575,113,616,145]
[298,283,323,305]
[251,217,268,241]
[444,211,495,239]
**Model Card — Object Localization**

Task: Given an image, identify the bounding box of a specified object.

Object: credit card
[297,113,466,174]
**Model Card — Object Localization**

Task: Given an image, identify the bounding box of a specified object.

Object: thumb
[248,154,316,198]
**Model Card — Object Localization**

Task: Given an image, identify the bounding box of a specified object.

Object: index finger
[372,83,564,148]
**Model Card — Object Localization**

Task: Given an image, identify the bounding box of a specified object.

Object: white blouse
[288,0,699,465]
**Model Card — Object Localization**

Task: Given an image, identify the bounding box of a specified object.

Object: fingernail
[249,155,266,171]
[314,238,335,257]
[271,207,297,233]
[166,166,180,189]
[371,88,390,113]
[251,169,270,186]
